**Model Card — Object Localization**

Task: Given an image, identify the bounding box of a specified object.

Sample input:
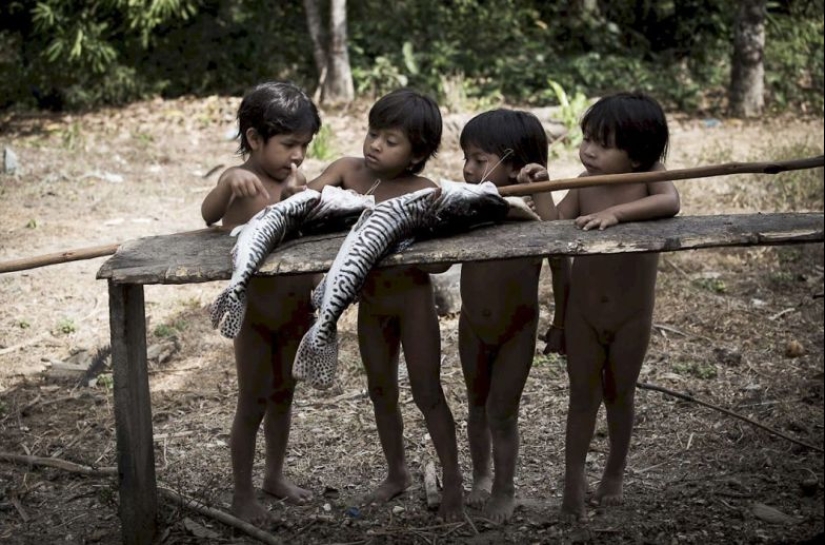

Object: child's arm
[575,181,680,231]
[307,157,355,192]
[516,164,558,221]
[544,255,571,355]
[575,163,680,231]
[201,166,270,226]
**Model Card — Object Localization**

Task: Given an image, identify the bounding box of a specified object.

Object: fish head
[302,185,376,234]
[429,179,509,234]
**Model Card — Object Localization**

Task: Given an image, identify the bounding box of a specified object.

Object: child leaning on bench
[457,108,565,523]
[200,80,321,526]
[519,91,680,521]
[297,88,465,521]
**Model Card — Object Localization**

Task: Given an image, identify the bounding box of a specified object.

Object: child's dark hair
[368,88,442,174]
[460,109,548,170]
[581,92,669,171]
[236,81,321,156]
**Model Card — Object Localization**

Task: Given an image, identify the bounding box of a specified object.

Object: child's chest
[577,183,649,215]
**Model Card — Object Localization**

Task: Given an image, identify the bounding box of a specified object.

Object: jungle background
[1,1,824,544]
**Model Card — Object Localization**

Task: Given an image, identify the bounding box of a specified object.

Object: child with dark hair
[458,108,563,522]
[519,91,680,521]
[305,88,464,521]
[201,80,321,525]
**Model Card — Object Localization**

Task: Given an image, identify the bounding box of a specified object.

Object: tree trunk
[322,0,354,105]
[729,0,766,118]
[303,0,328,84]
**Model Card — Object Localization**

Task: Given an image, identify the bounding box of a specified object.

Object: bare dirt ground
[0,97,823,545]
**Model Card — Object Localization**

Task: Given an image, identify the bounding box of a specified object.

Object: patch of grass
[96,373,114,390]
[672,360,718,380]
[533,352,566,377]
[17,319,30,329]
[25,219,37,229]
[55,318,77,335]
[693,277,727,294]
[729,140,824,212]
[61,121,84,150]
[153,317,188,338]
[768,270,796,288]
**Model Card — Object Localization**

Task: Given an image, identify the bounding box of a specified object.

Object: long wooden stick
[0,228,214,274]
[636,382,823,453]
[1,155,822,274]
[498,154,824,197]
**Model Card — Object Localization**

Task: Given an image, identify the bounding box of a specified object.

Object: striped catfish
[210,186,375,339]
[293,186,442,389]
[426,179,510,235]
[210,189,322,338]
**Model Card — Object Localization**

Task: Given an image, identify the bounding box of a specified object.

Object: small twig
[0,452,117,476]
[423,461,440,509]
[158,487,283,545]
[637,382,823,453]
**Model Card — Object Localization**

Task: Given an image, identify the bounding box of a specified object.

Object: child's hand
[575,211,619,231]
[281,163,307,200]
[543,325,566,355]
[225,168,271,201]
[517,163,549,185]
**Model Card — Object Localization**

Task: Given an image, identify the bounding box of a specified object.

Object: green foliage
[308,125,337,162]
[545,79,590,152]
[0,0,821,115]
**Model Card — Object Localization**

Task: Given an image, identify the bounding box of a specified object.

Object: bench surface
[97,212,825,285]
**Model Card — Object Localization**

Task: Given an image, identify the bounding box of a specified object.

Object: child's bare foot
[466,474,492,508]
[560,478,588,522]
[594,474,624,507]
[363,472,412,505]
[262,476,313,504]
[232,494,276,527]
[438,482,464,522]
[483,491,516,524]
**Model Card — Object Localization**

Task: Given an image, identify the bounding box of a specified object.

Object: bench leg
[108,281,157,544]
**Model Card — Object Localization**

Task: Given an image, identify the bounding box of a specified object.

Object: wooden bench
[96,212,824,545]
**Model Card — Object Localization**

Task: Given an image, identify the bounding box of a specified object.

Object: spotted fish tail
[210,286,247,339]
[293,322,339,390]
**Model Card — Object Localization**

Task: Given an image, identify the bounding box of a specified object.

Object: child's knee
[486,407,518,432]
[412,387,445,413]
[268,386,295,407]
[368,384,400,410]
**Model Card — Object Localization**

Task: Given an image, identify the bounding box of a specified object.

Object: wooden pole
[0,228,214,274]
[497,154,824,197]
[1,155,822,273]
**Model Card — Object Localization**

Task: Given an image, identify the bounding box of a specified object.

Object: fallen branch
[637,382,823,453]
[499,154,824,197]
[0,452,117,476]
[0,451,282,545]
[158,487,283,545]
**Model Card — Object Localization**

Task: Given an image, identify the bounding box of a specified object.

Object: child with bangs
[519,91,680,521]
[458,108,565,522]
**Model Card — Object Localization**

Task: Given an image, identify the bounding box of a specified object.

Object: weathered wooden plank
[97,213,824,285]
[108,282,157,545]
